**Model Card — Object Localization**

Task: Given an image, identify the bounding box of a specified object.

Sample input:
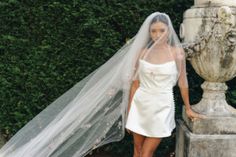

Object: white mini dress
[125,59,178,137]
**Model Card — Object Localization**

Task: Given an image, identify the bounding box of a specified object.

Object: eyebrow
[151,28,166,30]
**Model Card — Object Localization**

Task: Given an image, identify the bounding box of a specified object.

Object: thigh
[132,132,146,148]
[141,137,162,153]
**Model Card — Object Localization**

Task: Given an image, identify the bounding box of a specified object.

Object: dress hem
[125,125,176,138]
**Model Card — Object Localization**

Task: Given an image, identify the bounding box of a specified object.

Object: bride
[0,12,205,157]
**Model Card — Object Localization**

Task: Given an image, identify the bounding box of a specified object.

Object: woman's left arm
[176,47,206,121]
[179,87,206,121]
[179,87,191,111]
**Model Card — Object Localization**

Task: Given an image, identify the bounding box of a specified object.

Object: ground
[86,150,175,157]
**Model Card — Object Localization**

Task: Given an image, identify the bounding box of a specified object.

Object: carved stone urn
[180,5,236,118]
[176,0,236,157]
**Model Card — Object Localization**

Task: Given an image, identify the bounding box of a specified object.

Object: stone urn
[180,2,236,118]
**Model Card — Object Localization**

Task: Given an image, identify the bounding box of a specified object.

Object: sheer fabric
[0,12,187,157]
[132,14,188,89]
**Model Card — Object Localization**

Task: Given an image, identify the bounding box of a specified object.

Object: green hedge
[0,0,235,156]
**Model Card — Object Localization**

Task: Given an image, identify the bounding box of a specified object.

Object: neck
[153,43,168,49]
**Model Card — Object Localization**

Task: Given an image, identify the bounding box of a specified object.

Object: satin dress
[125,59,178,137]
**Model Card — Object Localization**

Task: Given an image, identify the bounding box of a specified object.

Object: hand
[185,108,207,122]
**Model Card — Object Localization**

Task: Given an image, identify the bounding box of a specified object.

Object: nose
[157,31,164,37]
[155,33,161,40]
[152,32,163,40]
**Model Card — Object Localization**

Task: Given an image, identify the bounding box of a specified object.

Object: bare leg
[132,131,146,157]
[141,137,162,157]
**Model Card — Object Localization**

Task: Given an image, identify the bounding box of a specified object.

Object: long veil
[0,12,187,157]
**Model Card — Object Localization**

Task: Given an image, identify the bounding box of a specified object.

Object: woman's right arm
[127,80,139,115]
[125,49,145,134]
[127,48,146,115]
[126,80,139,134]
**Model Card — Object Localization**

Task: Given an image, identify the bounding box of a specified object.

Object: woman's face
[149,21,169,44]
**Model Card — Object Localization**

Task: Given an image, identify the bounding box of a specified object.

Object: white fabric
[125,59,178,137]
[0,12,187,157]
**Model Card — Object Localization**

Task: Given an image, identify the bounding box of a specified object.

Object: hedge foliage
[0,0,235,156]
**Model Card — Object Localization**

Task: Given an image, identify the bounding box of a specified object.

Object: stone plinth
[175,119,236,157]
[182,106,236,134]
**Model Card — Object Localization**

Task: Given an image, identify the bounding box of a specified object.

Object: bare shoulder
[170,46,184,60]
[139,48,148,59]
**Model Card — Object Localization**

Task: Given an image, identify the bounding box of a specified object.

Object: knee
[140,149,155,157]
[134,144,142,157]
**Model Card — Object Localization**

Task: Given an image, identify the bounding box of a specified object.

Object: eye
[151,29,156,33]
[160,29,165,33]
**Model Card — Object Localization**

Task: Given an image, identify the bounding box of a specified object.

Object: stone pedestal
[176,0,236,155]
[175,119,236,157]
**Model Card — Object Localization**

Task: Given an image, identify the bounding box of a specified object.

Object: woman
[125,13,205,157]
[0,12,205,157]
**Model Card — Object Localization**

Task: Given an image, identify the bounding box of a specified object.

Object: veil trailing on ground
[0,12,187,157]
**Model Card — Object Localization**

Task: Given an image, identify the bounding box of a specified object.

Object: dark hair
[150,14,169,27]
[147,14,170,48]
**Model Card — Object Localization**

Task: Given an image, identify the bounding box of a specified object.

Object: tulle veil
[0,12,187,157]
